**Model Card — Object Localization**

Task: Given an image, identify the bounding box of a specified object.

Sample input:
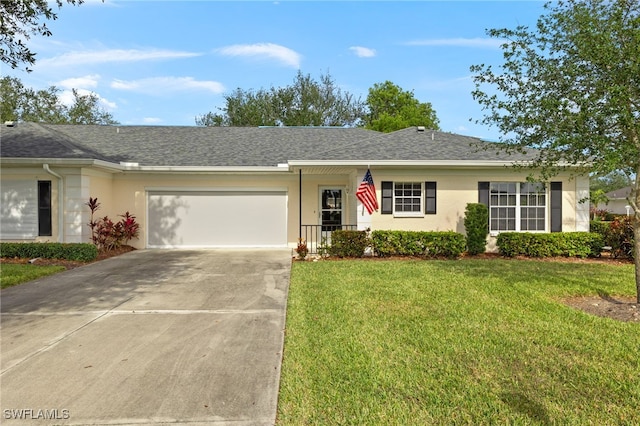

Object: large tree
[470,0,640,300]
[196,71,365,127]
[363,81,440,133]
[1,0,84,71]
[1,76,118,125]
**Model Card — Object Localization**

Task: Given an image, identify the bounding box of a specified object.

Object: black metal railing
[300,224,357,254]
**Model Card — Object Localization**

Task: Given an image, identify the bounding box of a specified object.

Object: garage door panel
[148,191,287,248]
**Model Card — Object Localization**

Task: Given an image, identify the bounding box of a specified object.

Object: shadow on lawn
[500,391,552,425]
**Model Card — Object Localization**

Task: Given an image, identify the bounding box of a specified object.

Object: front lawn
[0,263,66,289]
[278,259,639,425]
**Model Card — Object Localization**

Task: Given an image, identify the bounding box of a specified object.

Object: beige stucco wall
[299,172,353,228]
[110,172,301,249]
[1,164,589,250]
[361,168,586,235]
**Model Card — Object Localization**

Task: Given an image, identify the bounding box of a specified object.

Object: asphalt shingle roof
[0,122,538,167]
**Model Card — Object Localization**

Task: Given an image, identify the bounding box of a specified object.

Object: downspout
[299,169,302,241]
[43,164,64,242]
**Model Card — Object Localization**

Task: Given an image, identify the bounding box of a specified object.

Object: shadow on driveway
[1,249,291,426]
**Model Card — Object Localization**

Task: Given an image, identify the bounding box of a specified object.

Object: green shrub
[371,230,466,259]
[590,220,611,240]
[464,203,489,255]
[328,230,369,258]
[0,243,98,262]
[496,232,604,258]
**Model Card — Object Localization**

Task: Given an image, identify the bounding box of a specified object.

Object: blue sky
[7,0,547,140]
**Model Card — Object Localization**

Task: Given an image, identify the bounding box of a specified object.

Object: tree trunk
[635,221,640,304]
[634,168,640,304]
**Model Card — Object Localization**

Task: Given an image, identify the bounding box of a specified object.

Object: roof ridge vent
[416,126,425,132]
[4,121,15,127]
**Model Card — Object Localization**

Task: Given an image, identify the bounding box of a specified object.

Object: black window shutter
[478,182,490,206]
[425,181,436,214]
[38,181,52,236]
[381,181,393,214]
[550,182,562,232]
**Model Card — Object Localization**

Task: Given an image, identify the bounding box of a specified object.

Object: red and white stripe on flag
[356,169,378,214]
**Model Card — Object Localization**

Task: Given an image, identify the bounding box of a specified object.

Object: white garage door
[147,190,287,248]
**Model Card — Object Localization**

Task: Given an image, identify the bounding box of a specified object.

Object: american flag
[356,169,378,214]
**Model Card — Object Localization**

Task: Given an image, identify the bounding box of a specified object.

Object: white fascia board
[0,158,292,173]
[1,157,97,166]
[287,160,531,168]
[1,158,125,173]
[132,165,291,173]
[288,160,586,168]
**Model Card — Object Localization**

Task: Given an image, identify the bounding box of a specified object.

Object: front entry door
[320,188,343,232]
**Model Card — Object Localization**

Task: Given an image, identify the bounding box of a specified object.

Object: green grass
[0,263,66,289]
[278,259,639,425]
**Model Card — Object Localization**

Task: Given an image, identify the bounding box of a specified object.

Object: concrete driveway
[1,249,291,425]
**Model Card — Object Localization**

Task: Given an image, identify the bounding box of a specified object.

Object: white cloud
[405,38,506,49]
[216,43,301,68]
[143,117,163,124]
[111,77,225,95]
[57,75,101,90]
[349,46,376,58]
[38,49,201,67]
[58,88,117,110]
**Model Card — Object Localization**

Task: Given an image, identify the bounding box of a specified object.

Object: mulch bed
[562,295,639,323]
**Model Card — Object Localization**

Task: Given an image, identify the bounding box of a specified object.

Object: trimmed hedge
[0,243,98,262]
[590,220,611,240]
[371,230,466,259]
[328,230,369,258]
[464,203,489,255]
[496,232,604,258]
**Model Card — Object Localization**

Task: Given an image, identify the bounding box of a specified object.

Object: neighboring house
[605,186,634,215]
[0,122,590,251]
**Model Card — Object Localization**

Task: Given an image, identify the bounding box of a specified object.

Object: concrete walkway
[1,249,292,425]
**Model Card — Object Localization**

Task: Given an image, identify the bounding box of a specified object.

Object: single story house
[604,186,634,216]
[0,122,590,251]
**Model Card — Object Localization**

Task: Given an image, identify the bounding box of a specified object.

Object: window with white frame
[520,182,546,231]
[489,182,547,232]
[381,180,437,215]
[394,182,422,214]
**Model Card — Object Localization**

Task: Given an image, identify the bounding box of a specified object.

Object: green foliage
[196,71,365,127]
[363,81,440,132]
[471,0,640,180]
[0,1,84,71]
[371,230,465,258]
[464,203,489,255]
[590,220,611,240]
[0,76,118,124]
[496,232,604,258]
[328,230,369,258]
[590,170,632,195]
[0,242,98,262]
